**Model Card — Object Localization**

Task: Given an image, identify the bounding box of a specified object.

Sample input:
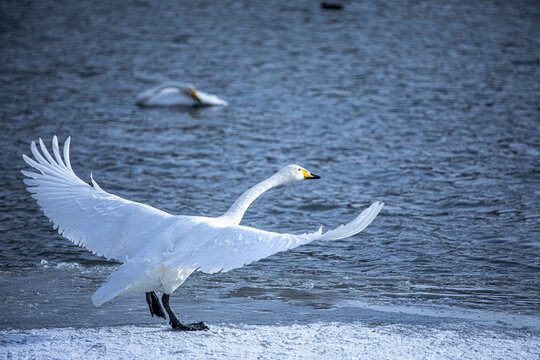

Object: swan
[22,136,384,331]
[135,82,227,107]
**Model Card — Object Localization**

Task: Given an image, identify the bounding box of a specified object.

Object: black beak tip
[310,174,321,180]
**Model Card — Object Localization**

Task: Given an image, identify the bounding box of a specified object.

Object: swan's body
[135,82,227,107]
[23,137,383,330]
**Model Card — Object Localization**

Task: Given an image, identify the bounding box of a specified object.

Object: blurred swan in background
[135,82,227,107]
[22,136,383,331]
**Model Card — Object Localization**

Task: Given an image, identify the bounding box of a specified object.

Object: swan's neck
[220,174,285,225]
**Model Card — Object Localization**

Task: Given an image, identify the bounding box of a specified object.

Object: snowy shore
[2,322,538,359]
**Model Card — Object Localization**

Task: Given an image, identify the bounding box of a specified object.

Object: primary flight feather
[23,136,383,330]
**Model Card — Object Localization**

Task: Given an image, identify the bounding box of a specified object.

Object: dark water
[0,0,539,331]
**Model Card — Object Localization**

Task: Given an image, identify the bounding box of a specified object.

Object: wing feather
[63,136,73,171]
[51,136,68,169]
[38,138,57,166]
[164,224,313,274]
[22,137,174,261]
[317,202,384,240]
[164,202,383,274]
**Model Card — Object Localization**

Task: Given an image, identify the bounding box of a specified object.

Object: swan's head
[187,84,201,104]
[276,164,321,183]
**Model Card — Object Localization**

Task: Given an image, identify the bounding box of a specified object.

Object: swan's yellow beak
[301,168,321,180]
[189,87,202,104]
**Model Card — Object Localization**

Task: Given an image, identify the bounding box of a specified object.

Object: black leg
[146,292,153,316]
[161,293,208,331]
[145,292,166,319]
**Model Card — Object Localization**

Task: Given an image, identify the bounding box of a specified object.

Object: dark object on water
[321,2,344,10]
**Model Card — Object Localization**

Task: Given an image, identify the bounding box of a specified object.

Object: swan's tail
[92,260,158,307]
[316,202,384,241]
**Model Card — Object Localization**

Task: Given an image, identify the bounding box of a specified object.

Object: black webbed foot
[145,291,166,319]
[162,293,209,331]
[171,320,209,331]
[188,321,209,331]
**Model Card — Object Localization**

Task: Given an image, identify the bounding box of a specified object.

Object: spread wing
[164,224,317,274]
[90,201,383,306]
[164,201,383,274]
[22,136,174,261]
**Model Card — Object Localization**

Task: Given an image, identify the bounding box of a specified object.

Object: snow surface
[1,322,538,359]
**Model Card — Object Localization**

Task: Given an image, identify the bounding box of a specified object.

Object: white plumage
[23,137,383,309]
[135,82,227,107]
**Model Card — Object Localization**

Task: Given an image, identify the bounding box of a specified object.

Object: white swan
[135,82,227,107]
[22,137,384,331]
